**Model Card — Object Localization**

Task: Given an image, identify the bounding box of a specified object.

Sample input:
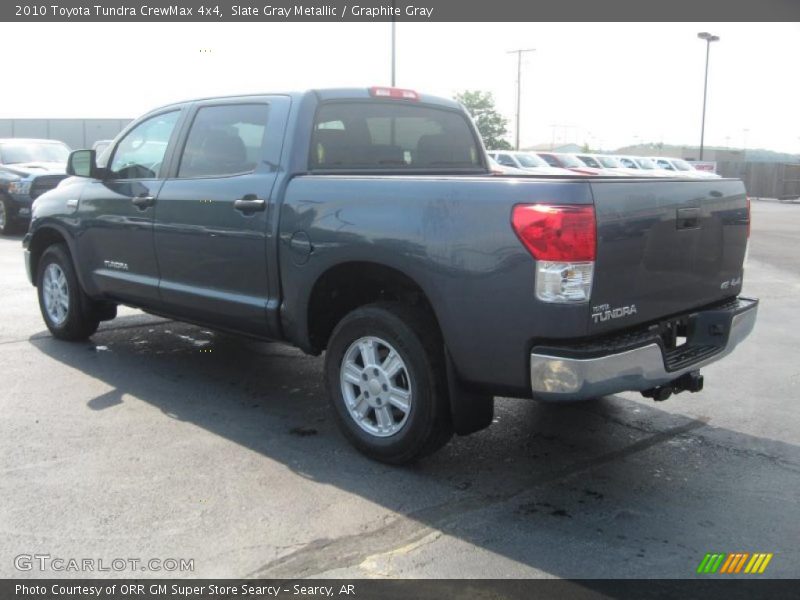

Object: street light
[508,48,536,150]
[390,0,396,85]
[697,31,720,160]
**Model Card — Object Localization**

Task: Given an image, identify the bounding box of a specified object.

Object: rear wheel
[36,244,99,340]
[325,302,452,464]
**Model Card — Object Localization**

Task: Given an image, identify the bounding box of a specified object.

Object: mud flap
[445,348,494,435]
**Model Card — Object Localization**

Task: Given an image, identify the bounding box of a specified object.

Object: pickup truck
[23,87,758,463]
[0,138,71,235]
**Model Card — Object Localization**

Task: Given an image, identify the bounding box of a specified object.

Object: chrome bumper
[530,298,758,401]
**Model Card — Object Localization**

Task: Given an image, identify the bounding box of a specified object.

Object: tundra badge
[592,303,638,324]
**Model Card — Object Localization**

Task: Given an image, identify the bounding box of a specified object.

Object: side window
[108,111,179,179]
[620,158,635,168]
[178,104,269,178]
[657,160,673,170]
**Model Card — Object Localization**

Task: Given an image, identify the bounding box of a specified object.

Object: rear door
[589,178,749,333]
[153,96,290,334]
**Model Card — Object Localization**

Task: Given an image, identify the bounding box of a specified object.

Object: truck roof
[150,87,463,113]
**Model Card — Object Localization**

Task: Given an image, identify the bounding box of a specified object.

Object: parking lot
[1,199,798,579]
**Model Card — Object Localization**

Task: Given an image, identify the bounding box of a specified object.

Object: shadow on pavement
[29,314,800,581]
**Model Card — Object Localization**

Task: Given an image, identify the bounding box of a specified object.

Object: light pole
[697,32,720,160]
[390,1,396,85]
[508,48,535,150]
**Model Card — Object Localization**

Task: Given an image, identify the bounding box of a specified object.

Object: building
[0,118,132,150]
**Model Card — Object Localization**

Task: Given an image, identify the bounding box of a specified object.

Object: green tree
[454,90,512,150]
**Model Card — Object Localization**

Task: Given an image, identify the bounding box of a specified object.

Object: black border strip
[4,0,800,22]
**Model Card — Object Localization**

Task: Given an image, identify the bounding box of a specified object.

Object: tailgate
[589,178,749,333]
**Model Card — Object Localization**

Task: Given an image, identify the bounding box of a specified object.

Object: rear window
[310,102,482,171]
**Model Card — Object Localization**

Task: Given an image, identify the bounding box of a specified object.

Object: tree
[454,90,512,150]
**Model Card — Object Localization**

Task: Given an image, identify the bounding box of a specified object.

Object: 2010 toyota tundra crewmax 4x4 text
[22,87,758,463]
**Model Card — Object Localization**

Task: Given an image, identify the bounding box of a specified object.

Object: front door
[153,99,286,335]
[75,109,182,305]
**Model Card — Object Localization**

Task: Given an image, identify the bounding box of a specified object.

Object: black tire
[324,302,453,464]
[0,195,15,235]
[36,244,100,341]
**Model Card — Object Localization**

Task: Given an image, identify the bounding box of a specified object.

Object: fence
[0,118,132,151]
[716,161,800,200]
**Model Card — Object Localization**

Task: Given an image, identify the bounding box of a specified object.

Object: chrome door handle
[131,195,155,208]
[233,198,266,211]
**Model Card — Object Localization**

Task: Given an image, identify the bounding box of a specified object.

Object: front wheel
[324,302,453,464]
[0,196,16,235]
[36,244,99,340]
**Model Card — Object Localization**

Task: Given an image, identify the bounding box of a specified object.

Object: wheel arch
[303,259,494,436]
[305,260,442,354]
[28,224,81,288]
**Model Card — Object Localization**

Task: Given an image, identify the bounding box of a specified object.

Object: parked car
[569,154,631,176]
[23,87,757,463]
[651,156,722,179]
[615,155,676,177]
[577,154,646,177]
[0,138,70,234]
[536,152,604,175]
[488,150,576,175]
[487,156,529,175]
[580,154,664,177]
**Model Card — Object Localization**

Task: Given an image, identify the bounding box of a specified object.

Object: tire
[36,244,100,341]
[324,302,453,464]
[0,195,15,235]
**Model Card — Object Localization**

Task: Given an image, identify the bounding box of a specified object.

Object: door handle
[132,195,155,209]
[233,198,266,212]
[676,207,700,230]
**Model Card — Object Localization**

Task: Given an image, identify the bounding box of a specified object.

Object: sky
[1,21,798,152]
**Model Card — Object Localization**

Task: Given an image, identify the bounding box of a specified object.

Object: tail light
[369,87,419,101]
[512,204,596,303]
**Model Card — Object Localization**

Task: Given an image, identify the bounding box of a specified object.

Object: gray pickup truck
[23,87,758,463]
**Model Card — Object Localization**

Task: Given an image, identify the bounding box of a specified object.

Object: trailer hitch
[642,370,704,402]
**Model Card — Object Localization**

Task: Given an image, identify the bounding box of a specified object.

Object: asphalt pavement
[1,198,798,579]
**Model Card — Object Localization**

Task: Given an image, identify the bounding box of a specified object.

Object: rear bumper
[530,297,758,401]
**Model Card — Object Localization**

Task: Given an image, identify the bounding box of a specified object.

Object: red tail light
[369,86,420,101]
[511,204,596,261]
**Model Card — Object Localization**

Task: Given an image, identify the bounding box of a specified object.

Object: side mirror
[66,149,97,178]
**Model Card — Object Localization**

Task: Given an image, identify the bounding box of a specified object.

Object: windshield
[576,155,600,168]
[516,153,548,168]
[597,156,622,168]
[0,141,70,165]
[635,157,657,169]
[671,159,693,171]
[548,154,582,168]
